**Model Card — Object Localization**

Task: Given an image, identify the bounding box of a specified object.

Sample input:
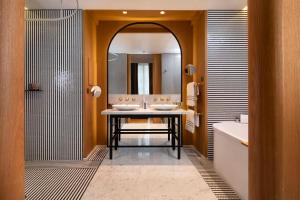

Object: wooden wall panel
[249,0,300,199]
[83,12,98,157]
[127,55,132,94]
[95,19,194,145]
[127,54,161,94]
[96,21,126,144]
[0,0,25,199]
[282,1,300,197]
[191,11,208,156]
[152,54,162,94]
[248,1,283,199]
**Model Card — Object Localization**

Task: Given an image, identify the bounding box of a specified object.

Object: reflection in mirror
[108,23,181,96]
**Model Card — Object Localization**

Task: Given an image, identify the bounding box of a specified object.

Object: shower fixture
[24,0,79,21]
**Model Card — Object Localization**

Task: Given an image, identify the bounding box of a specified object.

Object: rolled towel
[186,109,195,133]
[187,82,196,106]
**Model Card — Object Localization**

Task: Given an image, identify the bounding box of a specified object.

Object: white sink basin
[150,104,178,111]
[112,104,140,111]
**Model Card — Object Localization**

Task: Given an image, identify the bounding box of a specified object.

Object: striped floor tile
[184,146,241,200]
[86,146,108,162]
[25,146,107,200]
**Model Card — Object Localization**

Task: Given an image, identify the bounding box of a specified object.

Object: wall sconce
[185,64,197,76]
[88,86,102,98]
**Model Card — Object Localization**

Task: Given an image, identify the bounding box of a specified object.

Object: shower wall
[25,10,83,160]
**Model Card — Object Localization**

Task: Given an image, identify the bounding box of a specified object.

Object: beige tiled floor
[82,123,217,200]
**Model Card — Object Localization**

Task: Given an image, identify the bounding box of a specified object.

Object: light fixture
[242,6,248,10]
[24,7,28,10]
[160,11,166,15]
[185,64,197,76]
[122,10,128,14]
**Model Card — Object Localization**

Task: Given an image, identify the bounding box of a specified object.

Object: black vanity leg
[172,117,175,150]
[109,116,113,159]
[168,117,170,141]
[180,115,183,147]
[178,115,181,159]
[114,117,118,150]
[118,118,121,141]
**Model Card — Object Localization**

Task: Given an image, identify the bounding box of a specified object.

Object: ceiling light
[122,11,128,14]
[242,6,248,10]
[160,11,166,15]
[24,7,28,10]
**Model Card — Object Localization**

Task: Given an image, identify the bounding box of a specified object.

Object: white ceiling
[25,0,247,10]
[109,33,181,54]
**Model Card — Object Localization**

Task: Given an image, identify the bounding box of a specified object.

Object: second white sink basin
[150,104,178,111]
[112,104,140,111]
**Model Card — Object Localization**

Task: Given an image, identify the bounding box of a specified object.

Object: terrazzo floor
[82,123,217,200]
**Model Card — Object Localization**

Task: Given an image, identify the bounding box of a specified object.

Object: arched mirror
[108,23,182,97]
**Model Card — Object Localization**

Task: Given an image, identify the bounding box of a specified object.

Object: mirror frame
[106,22,183,104]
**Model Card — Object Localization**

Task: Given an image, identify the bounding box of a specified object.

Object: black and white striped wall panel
[25,10,83,160]
[207,10,248,160]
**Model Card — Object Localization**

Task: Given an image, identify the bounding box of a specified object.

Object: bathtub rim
[213,121,248,146]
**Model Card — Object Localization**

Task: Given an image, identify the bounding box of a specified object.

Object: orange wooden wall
[0,0,25,199]
[249,0,300,199]
[83,11,208,156]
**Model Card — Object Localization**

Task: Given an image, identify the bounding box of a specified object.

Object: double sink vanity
[105,22,185,160]
[101,95,187,160]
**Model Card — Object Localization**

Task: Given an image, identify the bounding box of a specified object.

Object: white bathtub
[213,121,248,200]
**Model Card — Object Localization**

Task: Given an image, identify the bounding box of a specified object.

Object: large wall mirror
[108,23,182,96]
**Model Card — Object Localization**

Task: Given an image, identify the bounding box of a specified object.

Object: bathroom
[4,0,299,200]
[21,7,249,199]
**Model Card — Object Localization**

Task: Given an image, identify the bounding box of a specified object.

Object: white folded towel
[240,114,248,124]
[186,109,195,133]
[187,82,197,106]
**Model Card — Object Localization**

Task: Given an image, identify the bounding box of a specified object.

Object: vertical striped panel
[207,10,248,160]
[25,10,83,160]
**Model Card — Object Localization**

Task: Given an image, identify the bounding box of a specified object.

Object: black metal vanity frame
[108,114,182,160]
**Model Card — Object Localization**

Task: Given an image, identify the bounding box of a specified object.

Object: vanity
[105,23,185,160]
[101,107,187,160]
